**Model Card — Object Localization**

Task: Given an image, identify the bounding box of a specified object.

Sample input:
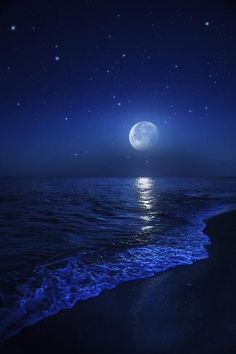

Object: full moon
[129,121,158,151]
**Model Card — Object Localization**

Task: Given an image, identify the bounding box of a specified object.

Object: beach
[1,209,236,354]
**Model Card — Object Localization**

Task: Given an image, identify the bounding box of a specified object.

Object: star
[122,53,126,58]
[54,56,60,62]
[10,25,16,31]
[64,117,68,121]
[205,21,210,27]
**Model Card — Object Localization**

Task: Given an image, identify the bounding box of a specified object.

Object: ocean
[0,177,236,341]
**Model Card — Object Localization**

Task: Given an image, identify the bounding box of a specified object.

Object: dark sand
[1,210,236,354]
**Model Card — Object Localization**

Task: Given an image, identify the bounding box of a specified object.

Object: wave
[1,176,236,343]
[1,205,232,343]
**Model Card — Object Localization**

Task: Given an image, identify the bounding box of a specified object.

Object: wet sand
[1,210,236,354]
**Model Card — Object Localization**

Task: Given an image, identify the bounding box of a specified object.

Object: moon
[129,121,158,151]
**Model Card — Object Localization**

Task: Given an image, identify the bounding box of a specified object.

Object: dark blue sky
[0,0,236,177]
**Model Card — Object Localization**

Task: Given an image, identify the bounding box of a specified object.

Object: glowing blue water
[0,177,236,341]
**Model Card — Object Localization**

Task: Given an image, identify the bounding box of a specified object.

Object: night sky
[0,0,235,177]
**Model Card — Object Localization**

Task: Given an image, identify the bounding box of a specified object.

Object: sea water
[0,177,236,341]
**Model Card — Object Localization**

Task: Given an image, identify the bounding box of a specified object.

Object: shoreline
[1,209,236,353]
